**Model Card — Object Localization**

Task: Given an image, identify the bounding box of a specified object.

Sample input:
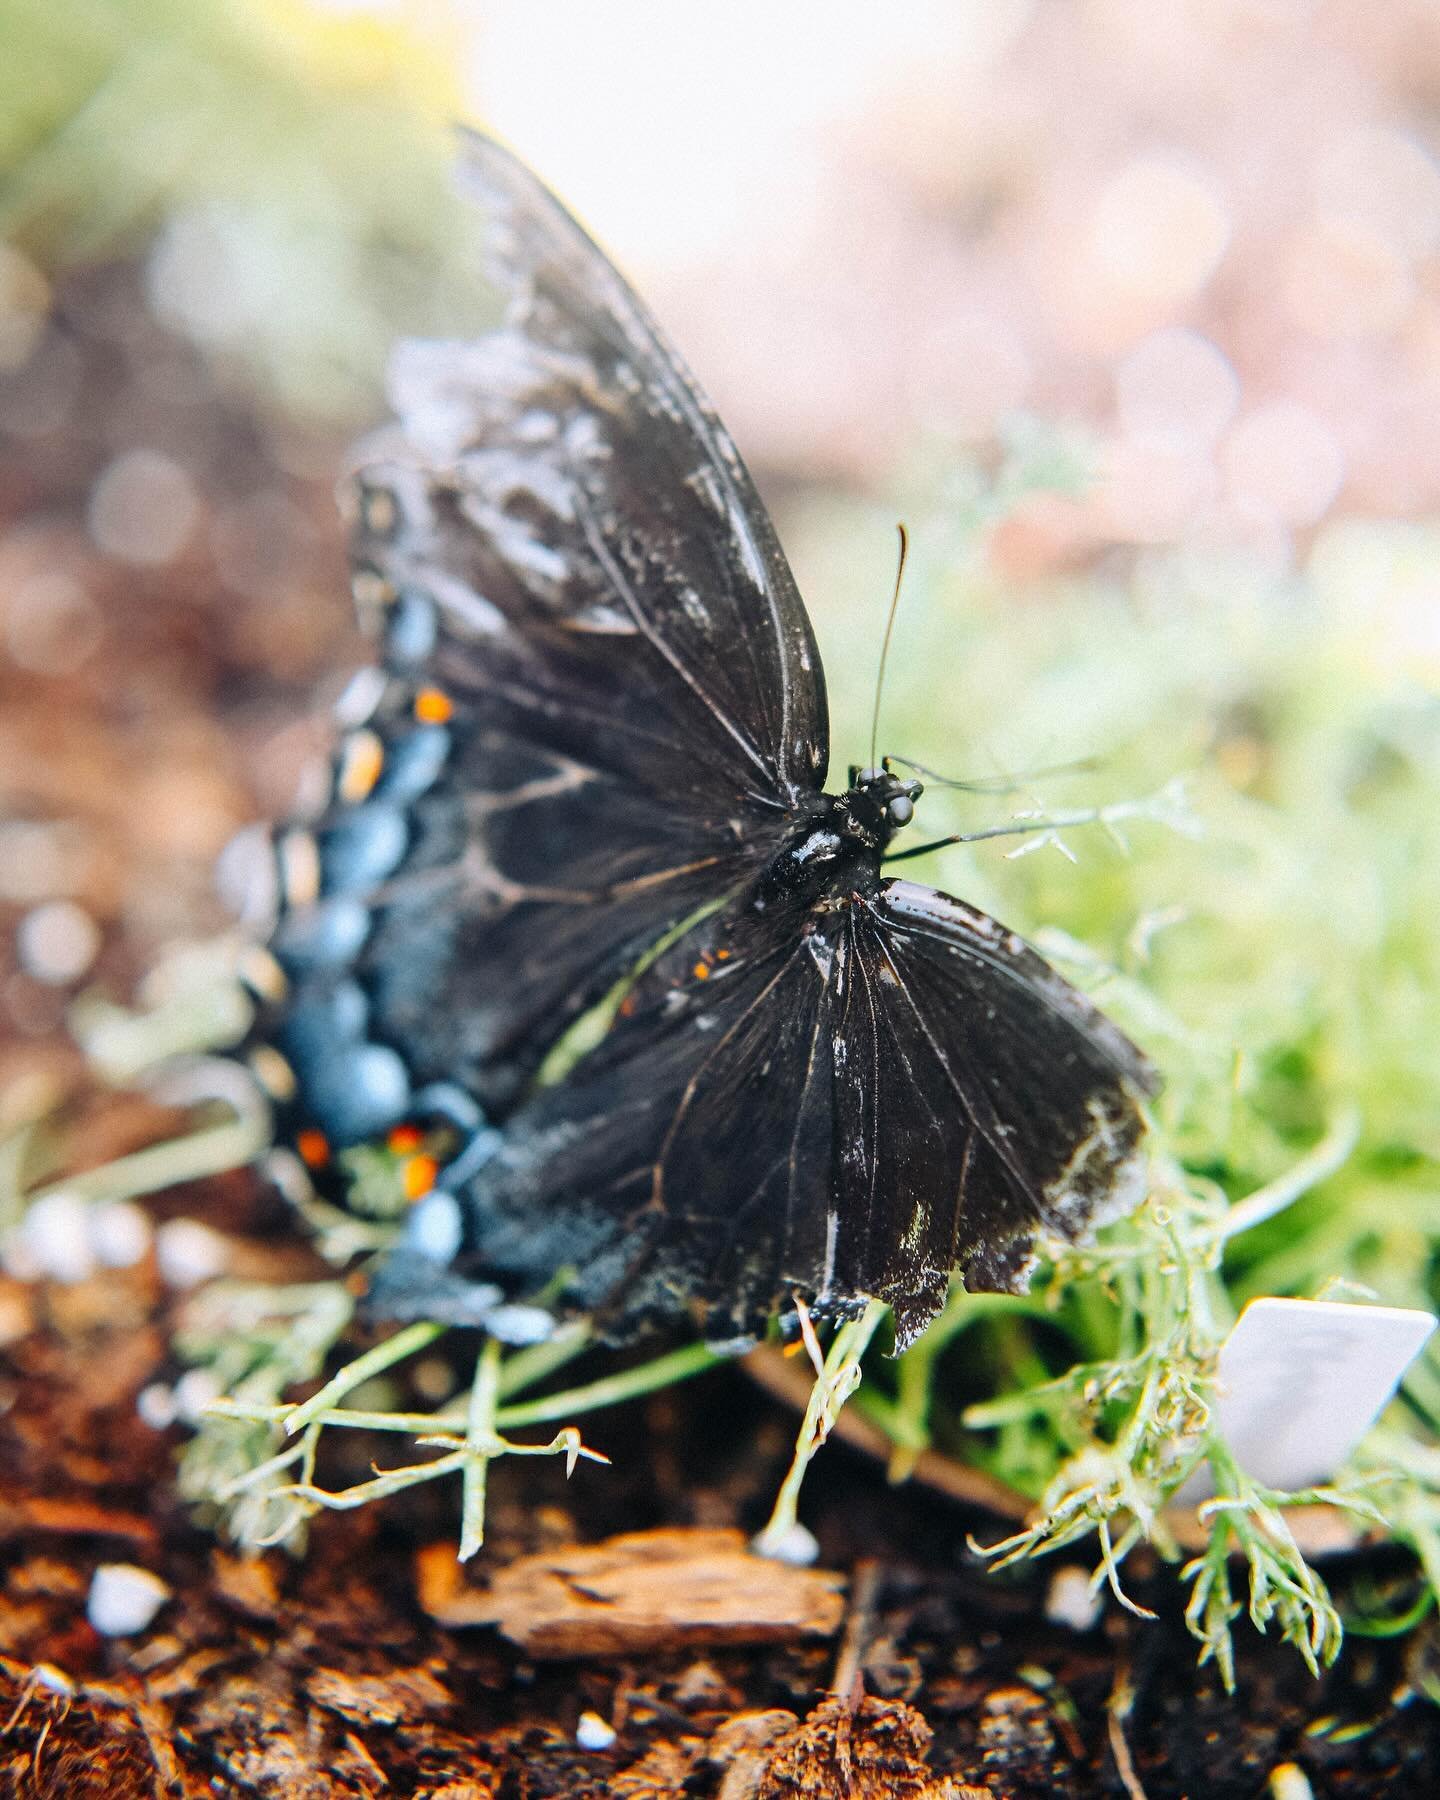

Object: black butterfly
[247,132,1157,1351]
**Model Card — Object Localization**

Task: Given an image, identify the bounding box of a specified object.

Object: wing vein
[575,493,777,786]
[858,905,1038,1207]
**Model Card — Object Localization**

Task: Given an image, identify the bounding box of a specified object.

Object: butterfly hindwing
[381,875,1155,1349]
[838,881,1156,1319]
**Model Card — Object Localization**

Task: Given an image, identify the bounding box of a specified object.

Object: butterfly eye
[887,796,914,827]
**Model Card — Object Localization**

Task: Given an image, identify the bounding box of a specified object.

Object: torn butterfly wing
[377,876,1156,1350]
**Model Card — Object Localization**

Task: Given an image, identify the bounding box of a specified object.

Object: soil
[3,262,1439,1799]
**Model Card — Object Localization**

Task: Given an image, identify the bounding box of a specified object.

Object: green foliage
[195,1313,719,1556]
[0,407,1421,1682]
[174,1278,356,1548]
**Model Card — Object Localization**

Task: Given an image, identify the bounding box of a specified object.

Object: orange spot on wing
[387,1123,424,1154]
[403,1154,439,1201]
[414,687,453,724]
[296,1129,330,1169]
[338,732,384,802]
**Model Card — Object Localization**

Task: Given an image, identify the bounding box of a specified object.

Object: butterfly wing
[379,875,1155,1349]
[261,133,829,1129]
[826,879,1157,1340]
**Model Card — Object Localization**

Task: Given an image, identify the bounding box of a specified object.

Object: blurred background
[0,0,1436,1253]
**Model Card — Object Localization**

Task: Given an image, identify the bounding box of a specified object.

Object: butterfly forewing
[309,133,829,1110]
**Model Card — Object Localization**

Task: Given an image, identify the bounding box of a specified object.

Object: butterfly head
[847,764,924,834]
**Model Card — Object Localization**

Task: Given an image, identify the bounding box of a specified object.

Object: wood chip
[976,1684,1062,1788]
[708,1710,798,1800]
[210,1548,283,1620]
[418,1528,846,1658]
[306,1662,453,1726]
[611,1737,701,1796]
[0,1494,158,1546]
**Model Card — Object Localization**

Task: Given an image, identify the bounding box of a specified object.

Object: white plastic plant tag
[1184,1297,1435,1499]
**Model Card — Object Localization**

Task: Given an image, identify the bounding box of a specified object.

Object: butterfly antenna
[886,752,1102,794]
[869,523,909,774]
[883,785,1186,863]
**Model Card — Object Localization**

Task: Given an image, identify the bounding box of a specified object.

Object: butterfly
[245,131,1157,1352]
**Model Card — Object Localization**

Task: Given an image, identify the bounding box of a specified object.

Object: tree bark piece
[417,1527,846,1658]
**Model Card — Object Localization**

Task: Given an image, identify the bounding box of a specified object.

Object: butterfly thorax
[752,767,922,912]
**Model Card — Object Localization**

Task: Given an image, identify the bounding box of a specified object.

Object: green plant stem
[460,1336,502,1560]
[495,1320,592,1398]
[22,1108,272,1211]
[755,1301,888,1557]
[285,1320,447,1435]
[494,1340,725,1426]
[1215,1107,1362,1244]
[207,1336,726,1439]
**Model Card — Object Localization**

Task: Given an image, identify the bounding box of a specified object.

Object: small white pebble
[1045,1565,1104,1632]
[214,823,278,928]
[90,1201,152,1269]
[575,1711,616,1751]
[136,1383,178,1430]
[15,900,101,985]
[13,1191,97,1284]
[171,1367,222,1423]
[754,1521,820,1567]
[155,1217,230,1289]
[87,1564,171,1637]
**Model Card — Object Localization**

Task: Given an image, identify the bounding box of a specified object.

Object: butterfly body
[751,769,920,916]
[240,132,1158,1352]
